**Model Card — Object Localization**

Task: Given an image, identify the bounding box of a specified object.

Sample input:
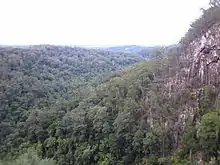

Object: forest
[1,1,220,165]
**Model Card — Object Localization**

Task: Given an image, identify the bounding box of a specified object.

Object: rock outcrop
[165,20,220,145]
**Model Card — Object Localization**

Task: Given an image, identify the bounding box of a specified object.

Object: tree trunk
[189,149,192,162]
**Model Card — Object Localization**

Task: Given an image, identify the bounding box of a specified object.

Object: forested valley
[1,1,220,165]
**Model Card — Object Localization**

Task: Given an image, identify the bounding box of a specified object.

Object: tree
[198,110,220,161]
[0,149,56,165]
[182,125,199,162]
[210,0,220,6]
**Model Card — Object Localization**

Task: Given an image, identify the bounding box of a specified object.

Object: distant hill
[104,45,150,53]
[103,45,175,59]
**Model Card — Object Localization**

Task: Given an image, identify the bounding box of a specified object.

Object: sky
[0,0,210,46]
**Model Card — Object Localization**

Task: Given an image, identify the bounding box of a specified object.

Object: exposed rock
[185,23,220,85]
[165,22,220,133]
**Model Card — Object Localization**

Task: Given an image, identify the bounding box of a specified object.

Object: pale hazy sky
[0,0,209,46]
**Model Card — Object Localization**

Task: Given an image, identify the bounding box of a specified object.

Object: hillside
[104,45,177,60]
[1,1,220,165]
[0,45,145,161]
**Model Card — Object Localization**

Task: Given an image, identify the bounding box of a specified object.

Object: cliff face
[185,22,220,86]
[164,22,220,138]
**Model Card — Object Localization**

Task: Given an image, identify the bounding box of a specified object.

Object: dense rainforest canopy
[1,1,220,165]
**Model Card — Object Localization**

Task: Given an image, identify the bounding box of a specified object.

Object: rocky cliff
[163,8,220,153]
[185,22,220,85]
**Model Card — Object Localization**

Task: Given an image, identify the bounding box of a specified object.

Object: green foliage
[198,110,220,159]
[182,125,199,154]
[0,45,144,158]
[143,128,162,157]
[0,149,56,165]
[1,44,183,164]
[176,110,220,164]
[171,149,194,165]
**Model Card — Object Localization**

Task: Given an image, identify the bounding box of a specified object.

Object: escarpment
[159,8,220,151]
[185,23,220,86]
